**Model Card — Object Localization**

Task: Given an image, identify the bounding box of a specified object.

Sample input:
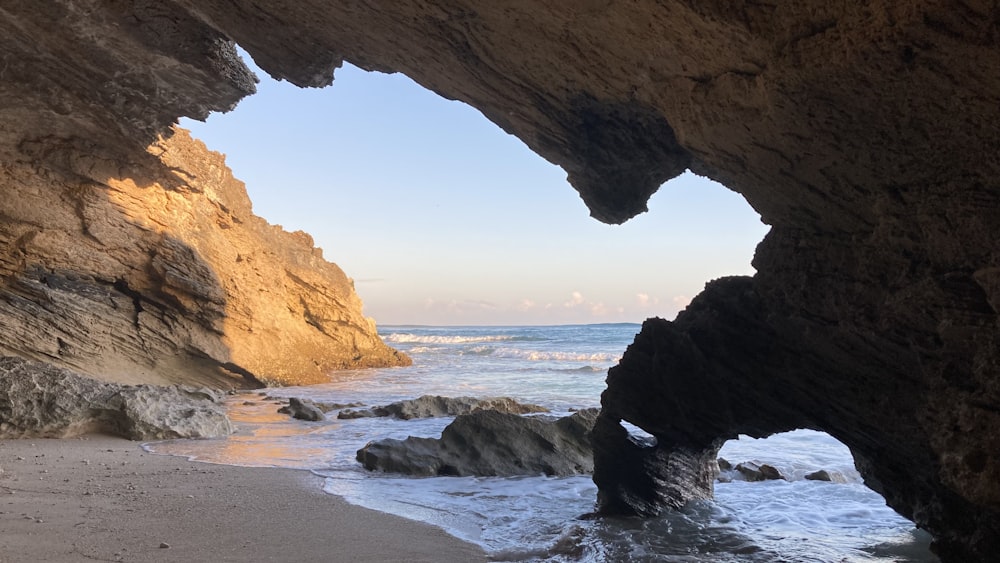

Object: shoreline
[0,435,485,562]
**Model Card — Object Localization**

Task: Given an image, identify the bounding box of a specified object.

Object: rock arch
[1,2,998,559]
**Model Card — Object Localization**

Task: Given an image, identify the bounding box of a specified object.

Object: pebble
[159,542,170,549]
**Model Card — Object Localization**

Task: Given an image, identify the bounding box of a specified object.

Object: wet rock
[0,357,232,440]
[805,470,848,484]
[337,408,377,419]
[734,461,785,482]
[338,395,548,420]
[1,2,998,559]
[313,401,363,412]
[592,410,720,516]
[357,409,598,477]
[277,397,326,421]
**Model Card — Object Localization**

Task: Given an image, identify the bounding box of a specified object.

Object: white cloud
[636,293,661,307]
[515,298,536,311]
[564,291,585,308]
[672,295,691,310]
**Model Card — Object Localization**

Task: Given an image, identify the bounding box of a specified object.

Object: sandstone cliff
[0,124,408,387]
[1,2,998,561]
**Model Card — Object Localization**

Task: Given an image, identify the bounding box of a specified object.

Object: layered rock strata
[0,2,998,560]
[0,356,231,440]
[0,126,408,387]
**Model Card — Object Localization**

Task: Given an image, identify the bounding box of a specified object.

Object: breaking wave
[383,333,542,344]
[461,346,619,363]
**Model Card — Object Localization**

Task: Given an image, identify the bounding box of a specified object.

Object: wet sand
[0,435,485,562]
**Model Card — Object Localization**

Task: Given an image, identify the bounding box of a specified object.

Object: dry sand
[0,435,486,562]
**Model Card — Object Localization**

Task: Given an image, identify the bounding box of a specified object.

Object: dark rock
[357,409,598,477]
[734,461,785,482]
[592,409,719,516]
[717,458,732,471]
[805,470,849,484]
[0,2,998,559]
[313,401,363,412]
[0,357,232,440]
[277,397,326,421]
[338,395,548,420]
[337,408,377,419]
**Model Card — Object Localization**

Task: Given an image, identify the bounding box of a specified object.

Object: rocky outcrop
[357,409,598,477]
[0,356,231,440]
[337,395,549,420]
[0,2,998,560]
[0,126,409,388]
[805,470,848,484]
[277,398,326,421]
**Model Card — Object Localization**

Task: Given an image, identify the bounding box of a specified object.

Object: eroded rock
[734,462,785,482]
[805,470,849,484]
[357,409,598,477]
[338,395,549,420]
[0,2,998,560]
[0,357,231,440]
[277,397,326,421]
[0,128,410,389]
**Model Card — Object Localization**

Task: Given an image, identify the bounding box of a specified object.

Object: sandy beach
[0,435,485,562]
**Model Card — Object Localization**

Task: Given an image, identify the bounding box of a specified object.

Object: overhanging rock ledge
[1,2,998,560]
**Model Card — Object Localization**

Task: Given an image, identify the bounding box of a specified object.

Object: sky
[180,54,769,326]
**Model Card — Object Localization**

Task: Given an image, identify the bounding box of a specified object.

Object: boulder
[734,461,785,482]
[338,395,548,420]
[0,357,232,440]
[277,397,326,421]
[805,470,849,484]
[357,408,598,477]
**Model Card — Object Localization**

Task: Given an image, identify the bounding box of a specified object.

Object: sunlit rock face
[0,127,409,387]
[1,1,998,559]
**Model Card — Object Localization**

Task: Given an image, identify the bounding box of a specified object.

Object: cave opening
[714,430,935,561]
[179,51,768,327]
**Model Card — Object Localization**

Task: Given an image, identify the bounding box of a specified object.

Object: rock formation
[0,2,998,560]
[278,397,327,422]
[357,409,598,477]
[0,356,231,440]
[337,395,549,420]
[0,125,408,387]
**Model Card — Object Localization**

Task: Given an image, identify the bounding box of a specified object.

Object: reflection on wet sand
[147,395,342,469]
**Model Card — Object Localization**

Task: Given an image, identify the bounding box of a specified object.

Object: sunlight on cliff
[179,52,768,326]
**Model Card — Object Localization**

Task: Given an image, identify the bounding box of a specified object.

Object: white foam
[460,346,619,363]
[383,333,521,344]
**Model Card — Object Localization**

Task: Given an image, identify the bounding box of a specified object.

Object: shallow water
[149,324,938,562]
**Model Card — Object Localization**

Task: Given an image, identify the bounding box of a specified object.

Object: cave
[1,3,998,561]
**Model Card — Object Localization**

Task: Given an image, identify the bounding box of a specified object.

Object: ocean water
[149,324,938,562]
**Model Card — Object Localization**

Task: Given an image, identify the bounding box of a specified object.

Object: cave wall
[1,1,999,560]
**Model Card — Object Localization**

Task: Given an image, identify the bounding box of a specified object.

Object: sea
[148,324,938,562]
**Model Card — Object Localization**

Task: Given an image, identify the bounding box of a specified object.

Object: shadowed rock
[277,397,326,421]
[805,470,849,484]
[1,3,999,559]
[338,395,549,420]
[357,409,598,477]
[734,461,785,482]
[0,357,231,440]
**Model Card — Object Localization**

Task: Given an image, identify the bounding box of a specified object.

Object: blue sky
[180,56,768,326]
